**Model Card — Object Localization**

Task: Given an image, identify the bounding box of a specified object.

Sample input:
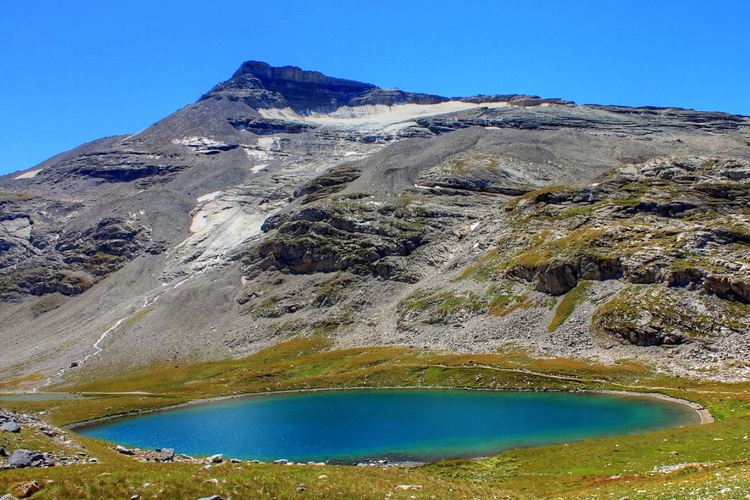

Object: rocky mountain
[1,61,749,389]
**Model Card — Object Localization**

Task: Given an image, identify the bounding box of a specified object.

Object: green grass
[593,285,750,343]
[547,280,591,331]
[3,339,750,499]
[399,285,533,322]
[457,248,500,281]
[486,283,532,316]
[399,289,486,322]
[0,190,36,202]
[449,153,500,174]
[558,204,597,218]
[506,226,609,269]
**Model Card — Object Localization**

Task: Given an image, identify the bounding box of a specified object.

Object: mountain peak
[230,60,377,90]
[201,60,446,113]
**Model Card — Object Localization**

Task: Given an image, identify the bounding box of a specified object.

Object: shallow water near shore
[76,389,699,463]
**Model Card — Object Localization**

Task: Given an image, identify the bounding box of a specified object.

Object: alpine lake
[75,389,699,464]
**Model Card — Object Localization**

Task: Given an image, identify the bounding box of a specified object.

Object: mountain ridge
[1,61,749,390]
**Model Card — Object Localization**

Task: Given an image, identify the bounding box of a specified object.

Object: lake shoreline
[63,385,713,430]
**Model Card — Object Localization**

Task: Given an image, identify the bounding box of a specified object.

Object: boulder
[577,255,623,281]
[703,275,750,303]
[208,454,223,463]
[1,421,21,433]
[40,427,58,438]
[0,447,9,457]
[11,482,40,499]
[395,484,423,491]
[533,263,578,295]
[665,267,704,288]
[607,322,684,347]
[157,448,175,462]
[115,445,134,455]
[8,450,51,469]
[197,496,225,500]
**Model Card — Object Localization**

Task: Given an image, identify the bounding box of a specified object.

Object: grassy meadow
[2,338,750,499]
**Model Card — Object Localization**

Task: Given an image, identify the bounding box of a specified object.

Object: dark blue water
[77,389,698,462]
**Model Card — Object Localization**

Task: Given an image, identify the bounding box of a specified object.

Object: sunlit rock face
[2,60,750,388]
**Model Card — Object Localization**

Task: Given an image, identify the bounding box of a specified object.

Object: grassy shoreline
[2,338,750,499]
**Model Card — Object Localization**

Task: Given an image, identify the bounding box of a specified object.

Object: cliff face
[1,61,749,388]
[200,60,445,112]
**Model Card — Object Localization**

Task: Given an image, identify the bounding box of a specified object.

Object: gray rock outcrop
[0,421,20,433]
[8,449,51,468]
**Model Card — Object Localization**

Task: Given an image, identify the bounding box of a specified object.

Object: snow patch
[179,203,278,270]
[190,211,209,233]
[258,101,511,132]
[382,120,419,133]
[177,192,285,272]
[242,135,283,169]
[243,148,271,161]
[15,169,43,179]
[173,136,232,155]
[257,136,280,149]
[197,191,222,203]
[190,191,224,232]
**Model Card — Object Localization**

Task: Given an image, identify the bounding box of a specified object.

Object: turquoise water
[76,389,698,463]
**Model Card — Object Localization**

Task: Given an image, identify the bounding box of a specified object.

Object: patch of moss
[592,286,662,336]
[30,294,67,317]
[507,226,608,269]
[252,296,289,318]
[665,256,725,275]
[400,289,485,317]
[547,280,591,331]
[458,248,500,281]
[450,153,500,174]
[119,305,153,328]
[297,163,361,204]
[558,204,597,218]
[313,273,353,307]
[593,285,750,344]
[0,190,35,202]
[486,283,531,316]
[311,313,354,336]
[400,283,531,322]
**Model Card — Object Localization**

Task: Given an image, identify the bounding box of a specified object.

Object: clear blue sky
[2,0,749,176]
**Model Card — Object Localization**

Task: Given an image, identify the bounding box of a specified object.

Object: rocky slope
[0,61,749,388]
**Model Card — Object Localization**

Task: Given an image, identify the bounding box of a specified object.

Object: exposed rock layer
[1,61,750,387]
